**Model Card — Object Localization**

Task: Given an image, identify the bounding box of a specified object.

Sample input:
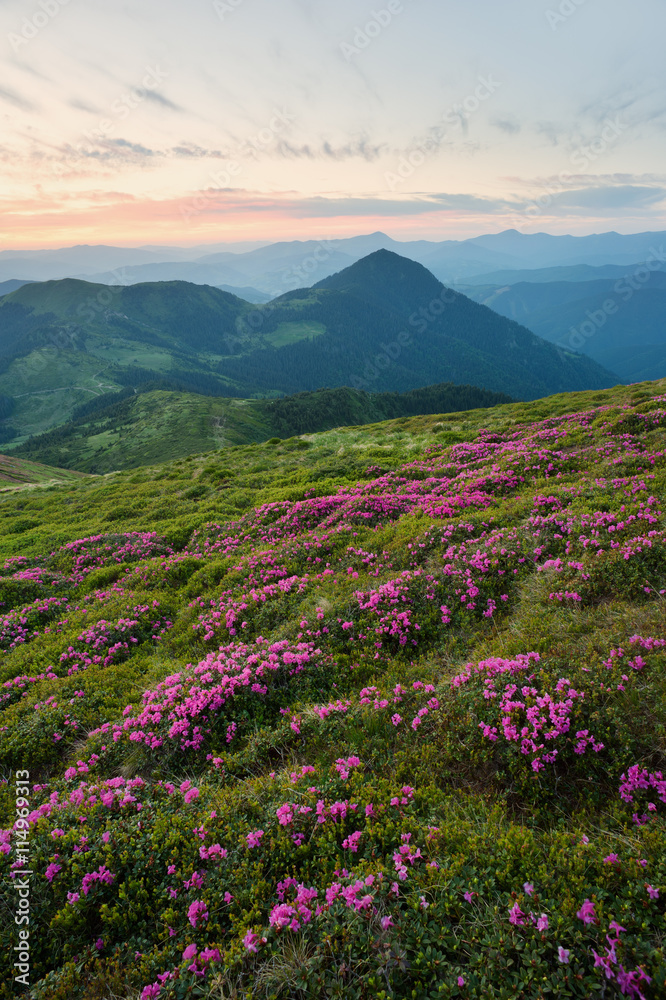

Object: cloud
[491,116,521,134]
[135,89,182,112]
[69,98,102,114]
[534,121,564,146]
[258,192,513,218]
[170,143,228,159]
[275,138,387,161]
[108,138,162,157]
[0,85,35,112]
[551,184,666,210]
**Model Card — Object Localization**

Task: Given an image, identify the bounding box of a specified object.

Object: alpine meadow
[1,1,666,998]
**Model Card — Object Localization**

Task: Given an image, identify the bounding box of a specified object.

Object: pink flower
[184,787,199,804]
[536,914,548,932]
[187,899,208,928]
[391,714,402,726]
[592,949,614,979]
[45,862,61,883]
[276,804,294,826]
[246,829,264,849]
[603,853,619,865]
[508,901,526,926]
[523,882,534,896]
[646,884,659,900]
[463,890,476,903]
[342,830,363,853]
[457,976,465,987]
[269,903,298,930]
[182,944,197,960]
[380,915,394,930]
[576,899,597,925]
[141,986,161,999]
[557,946,570,964]
[243,929,261,952]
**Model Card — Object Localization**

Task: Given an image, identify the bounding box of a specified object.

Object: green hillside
[0,452,87,490]
[0,253,618,445]
[462,273,666,382]
[0,379,664,999]
[9,382,513,473]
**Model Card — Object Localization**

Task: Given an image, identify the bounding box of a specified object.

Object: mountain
[465,229,666,268]
[217,284,271,303]
[217,250,618,399]
[0,250,618,445]
[462,270,666,382]
[0,279,34,297]
[2,229,666,290]
[9,381,513,473]
[460,260,666,286]
[0,241,270,282]
[78,245,358,296]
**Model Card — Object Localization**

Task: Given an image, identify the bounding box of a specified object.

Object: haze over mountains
[0,249,616,453]
[460,261,666,383]
[3,229,666,296]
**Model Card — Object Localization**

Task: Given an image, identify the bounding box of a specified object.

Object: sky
[1,0,665,249]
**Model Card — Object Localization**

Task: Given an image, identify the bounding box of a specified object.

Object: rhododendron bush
[0,382,665,999]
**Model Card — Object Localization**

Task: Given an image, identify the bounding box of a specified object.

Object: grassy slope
[6,383,512,474]
[0,452,87,490]
[0,380,665,999]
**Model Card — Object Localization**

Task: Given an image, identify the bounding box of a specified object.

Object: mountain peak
[313,249,445,314]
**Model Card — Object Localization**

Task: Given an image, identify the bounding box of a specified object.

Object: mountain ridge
[0,250,619,445]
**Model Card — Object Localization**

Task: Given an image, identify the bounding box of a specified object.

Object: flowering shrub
[1,384,666,999]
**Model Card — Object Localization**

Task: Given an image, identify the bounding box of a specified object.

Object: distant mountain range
[0,249,618,446]
[2,229,665,295]
[460,263,666,383]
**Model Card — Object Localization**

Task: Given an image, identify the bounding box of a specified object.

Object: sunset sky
[1,0,665,249]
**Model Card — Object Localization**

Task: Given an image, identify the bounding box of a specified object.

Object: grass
[0,378,665,999]
[264,322,326,347]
